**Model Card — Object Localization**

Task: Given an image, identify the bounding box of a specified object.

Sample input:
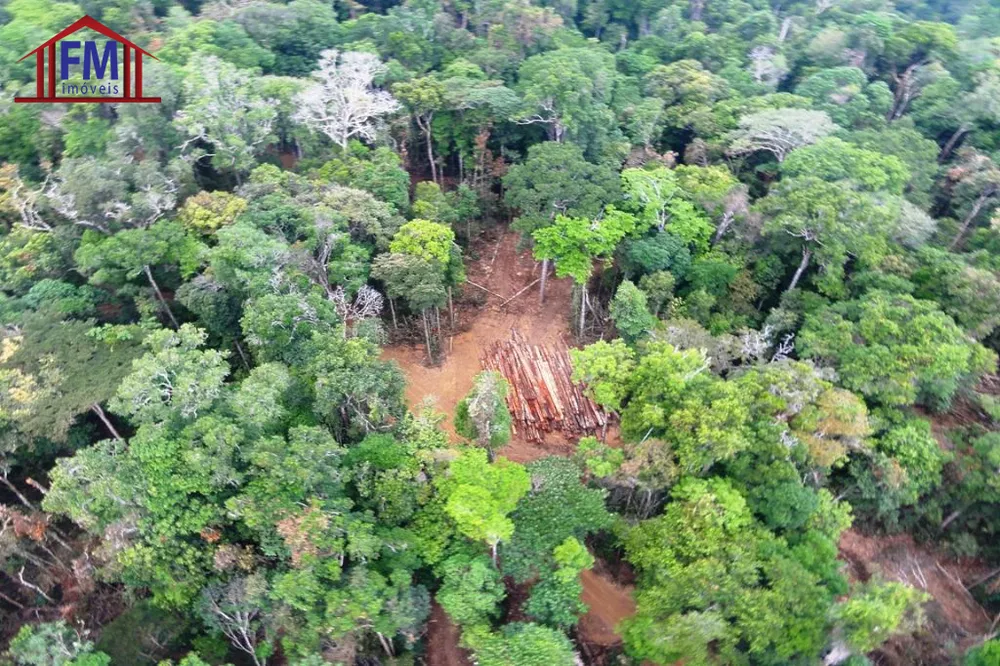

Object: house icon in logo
[14,15,160,104]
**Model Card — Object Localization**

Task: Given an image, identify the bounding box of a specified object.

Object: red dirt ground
[424,601,473,666]
[382,226,579,461]
[839,529,995,665]
[578,568,637,646]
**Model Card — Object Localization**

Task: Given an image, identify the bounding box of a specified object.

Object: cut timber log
[480,328,614,444]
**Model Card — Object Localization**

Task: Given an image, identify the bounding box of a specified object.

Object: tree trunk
[234,339,251,370]
[712,212,734,244]
[0,475,35,510]
[538,258,549,304]
[778,16,792,42]
[940,507,965,530]
[448,286,455,328]
[435,305,442,338]
[786,247,812,293]
[949,190,992,250]
[578,283,588,338]
[90,403,123,441]
[389,297,398,330]
[421,113,438,185]
[939,125,970,163]
[144,265,179,329]
[422,309,433,363]
[0,589,25,610]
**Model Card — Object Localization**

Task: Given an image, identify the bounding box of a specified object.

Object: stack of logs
[481,329,611,443]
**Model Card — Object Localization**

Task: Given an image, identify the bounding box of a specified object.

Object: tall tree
[293,50,401,151]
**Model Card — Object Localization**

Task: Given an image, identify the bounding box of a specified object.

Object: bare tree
[293,50,401,150]
[727,109,837,162]
[748,46,788,89]
[201,576,269,666]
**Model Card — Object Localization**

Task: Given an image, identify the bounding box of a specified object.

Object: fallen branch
[967,565,1000,591]
[498,278,541,308]
[465,280,505,299]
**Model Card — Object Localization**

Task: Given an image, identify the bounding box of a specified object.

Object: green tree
[503,142,619,302]
[610,280,657,341]
[436,553,506,627]
[437,449,530,563]
[832,580,928,654]
[454,371,511,460]
[466,623,577,666]
[798,291,996,409]
[533,213,631,336]
[109,325,229,426]
[5,621,110,666]
[758,177,894,298]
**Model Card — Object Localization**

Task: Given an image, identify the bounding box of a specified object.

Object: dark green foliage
[620,232,692,280]
[501,457,613,583]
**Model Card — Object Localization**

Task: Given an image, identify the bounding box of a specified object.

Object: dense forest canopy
[1,0,1000,664]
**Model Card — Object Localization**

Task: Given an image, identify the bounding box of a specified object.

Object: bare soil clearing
[839,529,995,664]
[382,227,579,459]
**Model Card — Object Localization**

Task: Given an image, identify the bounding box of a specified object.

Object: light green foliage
[965,639,1000,666]
[912,247,1000,340]
[454,371,512,451]
[875,418,946,499]
[314,143,411,214]
[799,291,996,409]
[240,291,339,365]
[161,17,275,71]
[177,191,248,234]
[759,176,896,297]
[619,167,714,251]
[390,219,456,268]
[174,55,278,179]
[110,325,230,425]
[847,124,940,207]
[622,477,835,665]
[833,580,928,653]
[644,59,730,138]
[8,0,1000,662]
[619,342,752,474]
[574,436,625,478]
[74,221,206,287]
[438,449,530,552]
[436,553,505,627]
[782,137,910,194]
[466,622,577,666]
[610,279,657,341]
[532,213,630,285]
[5,621,109,666]
[569,339,636,412]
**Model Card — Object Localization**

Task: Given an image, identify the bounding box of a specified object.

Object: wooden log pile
[480,329,611,444]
